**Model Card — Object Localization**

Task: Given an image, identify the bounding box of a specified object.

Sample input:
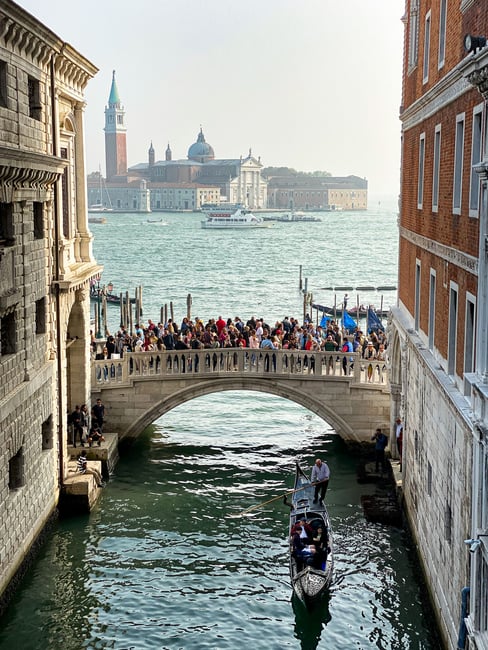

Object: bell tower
[104,70,127,180]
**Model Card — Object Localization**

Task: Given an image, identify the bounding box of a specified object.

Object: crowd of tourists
[91,314,388,363]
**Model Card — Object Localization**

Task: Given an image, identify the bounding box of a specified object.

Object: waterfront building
[0,0,100,609]
[391,1,488,648]
[94,72,267,211]
[129,134,267,210]
[266,174,368,211]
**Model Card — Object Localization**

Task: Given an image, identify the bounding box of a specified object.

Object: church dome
[188,128,215,162]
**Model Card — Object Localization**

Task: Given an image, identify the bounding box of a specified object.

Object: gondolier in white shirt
[311,458,330,504]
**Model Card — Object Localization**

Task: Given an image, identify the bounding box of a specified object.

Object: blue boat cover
[367,308,384,333]
[342,311,357,332]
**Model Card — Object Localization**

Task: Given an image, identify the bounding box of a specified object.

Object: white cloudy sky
[17,0,405,198]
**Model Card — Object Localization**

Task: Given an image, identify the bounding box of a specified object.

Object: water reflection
[292,592,332,650]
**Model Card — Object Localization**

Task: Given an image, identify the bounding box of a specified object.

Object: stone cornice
[400,226,478,276]
[0,148,66,201]
[459,48,488,100]
[401,65,470,132]
[0,2,98,89]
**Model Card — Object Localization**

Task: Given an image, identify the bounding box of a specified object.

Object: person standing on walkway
[395,418,404,470]
[92,398,105,432]
[372,428,388,473]
[311,458,330,503]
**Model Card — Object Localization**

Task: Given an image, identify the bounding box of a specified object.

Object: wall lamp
[464,34,487,53]
[464,535,488,553]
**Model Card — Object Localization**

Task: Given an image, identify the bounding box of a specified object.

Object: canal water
[0,202,443,649]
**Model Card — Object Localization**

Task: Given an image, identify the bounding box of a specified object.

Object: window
[418,134,425,209]
[438,0,447,68]
[428,270,436,350]
[9,447,24,490]
[0,60,7,108]
[408,0,419,70]
[0,311,15,355]
[415,260,421,331]
[444,501,452,543]
[0,202,14,246]
[453,114,465,214]
[35,297,46,335]
[470,105,483,216]
[432,125,441,212]
[33,202,44,239]
[60,148,70,238]
[28,76,41,120]
[448,282,458,376]
[423,11,431,84]
[464,295,476,396]
[42,415,54,451]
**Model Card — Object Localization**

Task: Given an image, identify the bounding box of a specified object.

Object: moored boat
[312,303,389,318]
[201,205,270,229]
[89,283,136,306]
[288,461,333,607]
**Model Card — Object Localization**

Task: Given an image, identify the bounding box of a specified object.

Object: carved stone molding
[400,227,478,275]
[466,66,488,100]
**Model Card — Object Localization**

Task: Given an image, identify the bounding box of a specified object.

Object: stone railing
[91,348,388,388]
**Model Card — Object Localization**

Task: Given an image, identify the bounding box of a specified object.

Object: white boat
[88,216,107,224]
[201,205,270,229]
[265,212,322,223]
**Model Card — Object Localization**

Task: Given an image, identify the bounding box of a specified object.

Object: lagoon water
[0,201,443,649]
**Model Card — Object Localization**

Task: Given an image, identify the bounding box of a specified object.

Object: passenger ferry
[201,204,270,229]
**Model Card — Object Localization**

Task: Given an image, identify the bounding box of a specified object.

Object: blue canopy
[320,315,331,328]
[342,311,357,332]
[367,308,384,334]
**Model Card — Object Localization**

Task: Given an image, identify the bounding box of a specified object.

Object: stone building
[93,71,267,211]
[0,1,100,609]
[266,174,368,211]
[390,1,488,648]
[129,135,267,210]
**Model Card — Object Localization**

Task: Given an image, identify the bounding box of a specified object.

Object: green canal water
[0,202,444,648]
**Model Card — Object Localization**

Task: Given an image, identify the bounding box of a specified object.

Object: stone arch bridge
[91,348,391,442]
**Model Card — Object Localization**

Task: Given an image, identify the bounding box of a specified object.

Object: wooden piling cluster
[93,285,195,339]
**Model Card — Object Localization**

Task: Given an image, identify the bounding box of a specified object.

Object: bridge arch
[125,379,357,441]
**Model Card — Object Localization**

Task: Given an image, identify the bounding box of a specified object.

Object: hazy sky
[17,1,405,198]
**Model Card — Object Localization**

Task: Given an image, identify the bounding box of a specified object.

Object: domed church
[129,127,267,209]
[95,72,267,211]
[187,128,215,163]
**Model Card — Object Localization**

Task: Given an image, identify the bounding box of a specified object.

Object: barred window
[0,311,15,355]
[9,447,24,490]
[28,76,41,120]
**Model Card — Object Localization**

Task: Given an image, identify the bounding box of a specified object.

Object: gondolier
[311,458,330,503]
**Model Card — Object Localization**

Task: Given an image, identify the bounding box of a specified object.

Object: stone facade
[266,175,368,211]
[392,2,488,648]
[0,1,100,609]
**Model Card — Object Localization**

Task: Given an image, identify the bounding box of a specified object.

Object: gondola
[288,461,333,607]
[89,285,136,306]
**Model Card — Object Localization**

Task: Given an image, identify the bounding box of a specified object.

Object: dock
[59,432,119,515]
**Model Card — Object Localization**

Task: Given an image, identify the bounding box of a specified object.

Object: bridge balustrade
[91,348,388,388]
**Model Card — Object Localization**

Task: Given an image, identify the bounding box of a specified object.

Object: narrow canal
[0,392,442,649]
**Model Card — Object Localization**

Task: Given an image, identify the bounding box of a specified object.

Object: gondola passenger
[291,526,316,566]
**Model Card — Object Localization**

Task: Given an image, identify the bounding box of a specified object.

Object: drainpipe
[50,53,64,488]
[457,587,470,649]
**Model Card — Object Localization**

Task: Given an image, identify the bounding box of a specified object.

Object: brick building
[389,1,488,648]
[0,0,100,610]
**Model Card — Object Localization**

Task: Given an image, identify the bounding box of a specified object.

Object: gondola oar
[227,483,311,518]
